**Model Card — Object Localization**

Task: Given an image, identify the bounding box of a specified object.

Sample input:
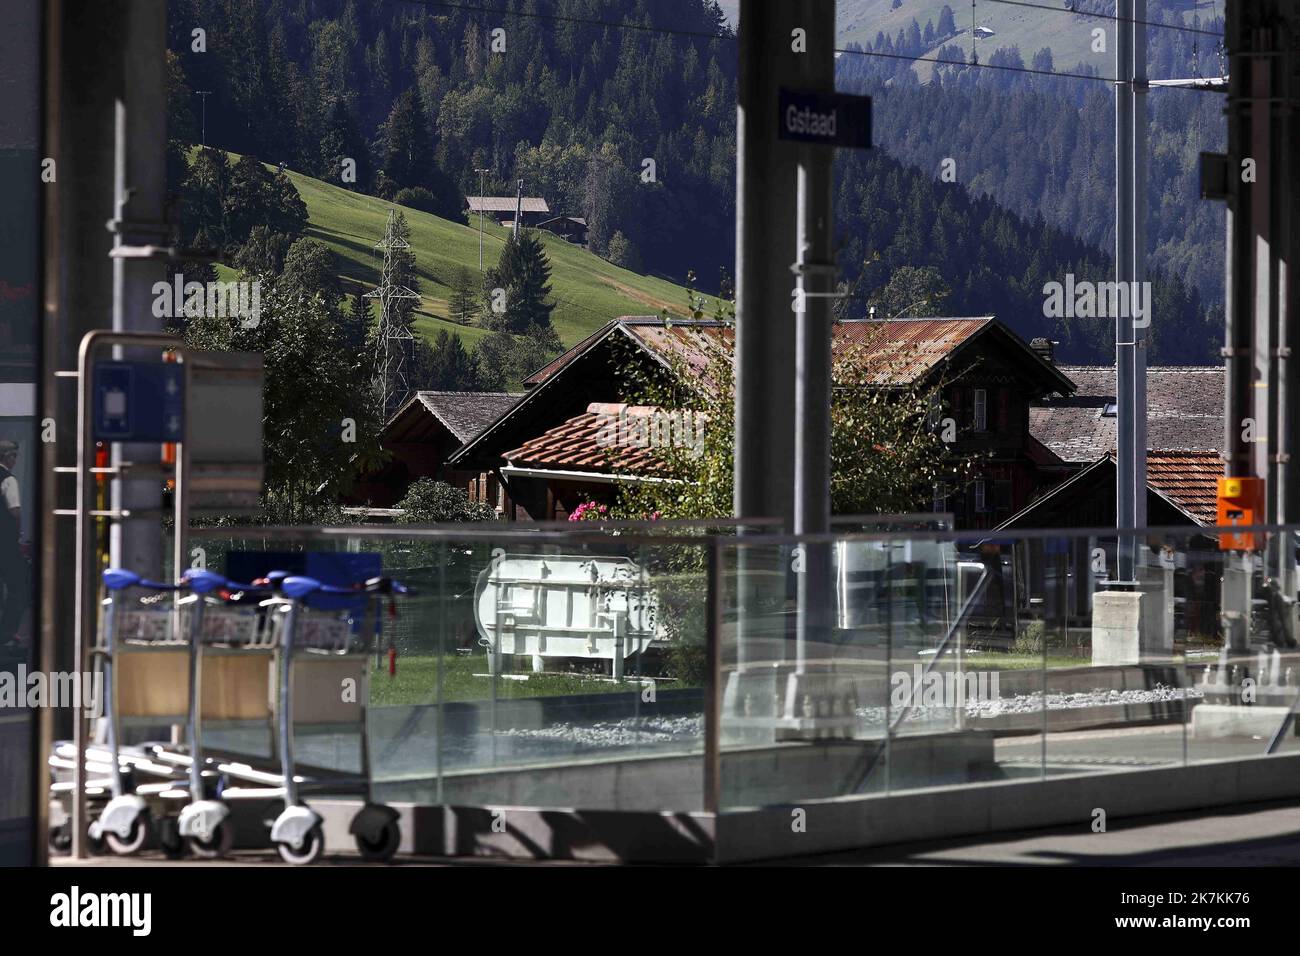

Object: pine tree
[379,88,433,196]
[484,231,555,335]
[448,266,481,325]
[345,289,371,352]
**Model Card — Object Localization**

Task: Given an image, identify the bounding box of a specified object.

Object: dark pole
[792,2,836,671]
[734,0,815,532]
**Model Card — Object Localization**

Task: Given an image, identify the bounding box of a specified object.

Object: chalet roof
[524,316,1075,393]
[385,390,524,445]
[996,450,1222,529]
[451,315,1074,471]
[1029,366,1223,462]
[1146,451,1221,525]
[502,402,685,475]
[466,196,551,214]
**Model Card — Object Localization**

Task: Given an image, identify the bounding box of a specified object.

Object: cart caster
[48,823,71,854]
[276,824,324,865]
[355,820,400,863]
[187,822,234,860]
[158,817,188,859]
[104,816,149,856]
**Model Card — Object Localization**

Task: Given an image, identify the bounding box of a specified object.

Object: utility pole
[512,178,524,240]
[791,3,837,682]
[194,90,210,147]
[733,0,861,737]
[475,167,490,271]
[1114,0,1148,586]
[734,1,809,532]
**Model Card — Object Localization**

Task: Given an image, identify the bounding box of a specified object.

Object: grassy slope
[284,166,696,350]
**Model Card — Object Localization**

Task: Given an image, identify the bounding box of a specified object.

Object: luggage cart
[171,569,277,858]
[56,568,190,856]
[262,574,409,864]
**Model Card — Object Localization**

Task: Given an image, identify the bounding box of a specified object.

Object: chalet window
[973,388,988,432]
[974,479,988,513]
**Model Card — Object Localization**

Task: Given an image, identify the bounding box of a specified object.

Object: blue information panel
[92,361,184,442]
[777,88,872,149]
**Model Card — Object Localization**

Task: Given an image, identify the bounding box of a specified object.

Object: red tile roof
[1145,450,1222,525]
[503,402,691,475]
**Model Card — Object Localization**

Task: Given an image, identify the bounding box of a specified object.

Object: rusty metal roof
[625,317,999,386]
[523,316,1064,391]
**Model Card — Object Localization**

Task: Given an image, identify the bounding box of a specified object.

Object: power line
[982,0,1222,38]
[834,44,1217,91]
[396,0,1222,48]
[394,0,733,43]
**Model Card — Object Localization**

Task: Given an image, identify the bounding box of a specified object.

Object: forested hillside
[168,0,736,284]
[835,0,1227,304]
[165,0,1222,367]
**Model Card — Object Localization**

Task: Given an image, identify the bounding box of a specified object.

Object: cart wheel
[187,823,234,860]
[355,820,400,863]
[277,824,324,865]
[158,818,187,859]
[105,816,149,856]
[48,824,71,854]
[87,829,108,855]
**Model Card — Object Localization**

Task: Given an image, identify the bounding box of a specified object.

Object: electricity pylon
[365,210,420,418]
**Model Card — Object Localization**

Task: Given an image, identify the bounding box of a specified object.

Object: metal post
[703,536,722,816]
[734,0,830,690]
[475,168,489,271]
[44,0,124,861]
[512,178,523,240]
[1115,0,1138,583]
[1132,0,1149,540]
[734,0,809,530]
[194,91,210,148]
[110,0,169,586]
[791,0,836,675]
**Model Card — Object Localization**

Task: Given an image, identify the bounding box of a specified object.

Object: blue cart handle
[102,568,181,593]
[281,575,411,600]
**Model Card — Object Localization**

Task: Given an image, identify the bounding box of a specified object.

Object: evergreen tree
[409,329,482,390]
[938,4,957,37]
[483,231,556,335]
[344,288,371,352]
[448,266,481,325]
[379,88,434,196]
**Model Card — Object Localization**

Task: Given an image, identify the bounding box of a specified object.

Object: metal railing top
[186,518,1300,548]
